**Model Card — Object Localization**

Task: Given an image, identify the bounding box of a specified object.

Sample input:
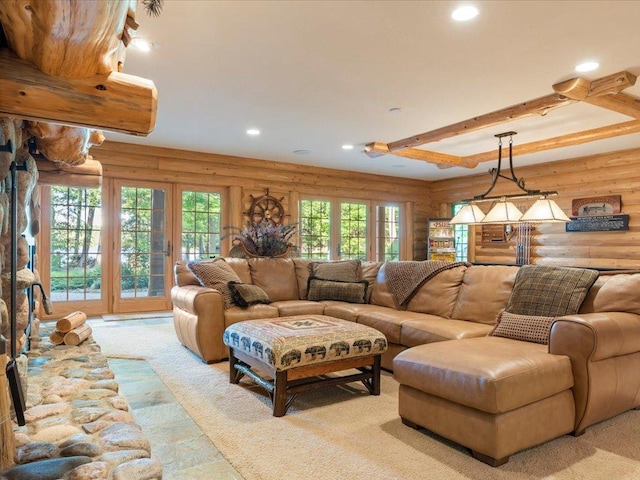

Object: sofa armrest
[549,312,640,434]
[171,285,226,363]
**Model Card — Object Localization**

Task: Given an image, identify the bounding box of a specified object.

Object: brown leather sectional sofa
[171,257,640,465]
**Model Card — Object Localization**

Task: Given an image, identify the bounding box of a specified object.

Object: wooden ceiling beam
[462,120,640,164]
[386,94,574,151]
[365,142,477,168]
[0,49,157,135]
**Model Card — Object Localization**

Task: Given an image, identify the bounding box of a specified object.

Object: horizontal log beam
[462,120,640,164]
[365,142,477,168]
[386,94,574,151]
[0,49,157,135]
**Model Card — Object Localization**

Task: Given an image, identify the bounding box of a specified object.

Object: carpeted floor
[91,319,640,480]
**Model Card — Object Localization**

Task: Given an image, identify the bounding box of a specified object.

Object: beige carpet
[91,320,640,480]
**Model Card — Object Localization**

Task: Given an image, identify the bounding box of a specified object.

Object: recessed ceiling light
[342,145,354,150]
[452,5,479,21]
[575,61,599,73]
[246,129,260,135]
[130,37,154,52]
[293,149,311,155]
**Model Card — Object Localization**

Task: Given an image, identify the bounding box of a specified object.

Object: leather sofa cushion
[248,257,299,302]
[406,265,466,318]
[370,263,404,310]
[401,316,494,347]
[451,265,519,325]
[393,337,574,414]
[225,258,252,283]
[224,304,280,327]
[580,273,640,314]
[357,309,438,344]
[271,300,325,317]
[361,262,383,302]
[322,301,391,322]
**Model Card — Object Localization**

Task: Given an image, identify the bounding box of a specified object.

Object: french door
[111,180,174,313]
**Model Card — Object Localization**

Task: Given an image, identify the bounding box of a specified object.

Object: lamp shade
[520,198,571,223]
[449,204,486,224]
[481,201,523,223]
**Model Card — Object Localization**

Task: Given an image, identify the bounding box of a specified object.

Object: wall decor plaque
[571,195,621,217]
[566,214,629,232]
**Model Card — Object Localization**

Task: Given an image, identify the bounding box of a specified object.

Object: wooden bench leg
[371,355,381,395]
[229,348,243,384]
[273,370,288,417]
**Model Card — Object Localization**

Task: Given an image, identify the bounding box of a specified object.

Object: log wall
[430,147,640,268]
[95,141,433,260]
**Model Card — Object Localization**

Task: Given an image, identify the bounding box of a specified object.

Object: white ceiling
[106,0,640,181]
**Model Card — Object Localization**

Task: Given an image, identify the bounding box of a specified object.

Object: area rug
[91,320,640,480]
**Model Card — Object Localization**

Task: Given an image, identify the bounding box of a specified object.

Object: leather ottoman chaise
[223,314,388,416]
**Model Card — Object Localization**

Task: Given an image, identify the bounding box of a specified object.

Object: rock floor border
[0,326,163,480]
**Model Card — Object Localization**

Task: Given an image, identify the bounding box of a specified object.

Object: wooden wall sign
[571,195,621,216]
[566,214,629,232]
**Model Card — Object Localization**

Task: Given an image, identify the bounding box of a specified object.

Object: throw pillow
[309,260,361,282]
[228,281,271,308]
[491,310,556,345]
[188,258,241,309]
[505,265,599,317]
[306,277,368,304]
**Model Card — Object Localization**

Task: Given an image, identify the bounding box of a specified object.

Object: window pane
[49,186,102,302]
[376,205,400,261]
[340,202,367,260]
[300,199,331,260]
[181,190,222,261]
[453,203,469,262]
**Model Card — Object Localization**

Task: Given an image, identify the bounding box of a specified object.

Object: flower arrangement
[226,220,297,258]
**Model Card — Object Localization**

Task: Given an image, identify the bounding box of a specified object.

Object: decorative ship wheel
[247,190,286,225]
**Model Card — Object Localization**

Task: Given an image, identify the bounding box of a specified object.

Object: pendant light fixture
[450,132,571,224]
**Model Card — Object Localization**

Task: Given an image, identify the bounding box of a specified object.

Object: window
[340,202,368,260]
[453,203,469,262]
[181,190,222,261]
[49,187,102,302]
[376,205,400,261]
[300,199,331,259]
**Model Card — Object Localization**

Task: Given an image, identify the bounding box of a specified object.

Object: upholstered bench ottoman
[223,314,388,416]
[393,336,576,466]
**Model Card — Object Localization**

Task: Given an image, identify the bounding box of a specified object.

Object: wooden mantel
[367,71,640,169]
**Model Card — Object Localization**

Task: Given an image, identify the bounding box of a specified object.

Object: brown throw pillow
[187,258,241,309]
[505,265,599,317]
[228,282,271,308]
[306,277,368,304]
[310,260,361,283]
[491,310,556,345]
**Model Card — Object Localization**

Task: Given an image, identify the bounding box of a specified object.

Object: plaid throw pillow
[188,258,241,309]
[505,265,599,317]
[491,310,556,345]
[306,277,368,304]
[310,260,361,282]
[228,282,271,308]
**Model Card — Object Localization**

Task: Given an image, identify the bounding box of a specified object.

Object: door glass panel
[49,187,102,302]
[120,186,166,298]
[376,205,400,261]
[340,202,367,260]
[181,190,221,261]
[300,199,331,260]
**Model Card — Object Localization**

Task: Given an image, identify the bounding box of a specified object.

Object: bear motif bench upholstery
[223,314,388,416]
